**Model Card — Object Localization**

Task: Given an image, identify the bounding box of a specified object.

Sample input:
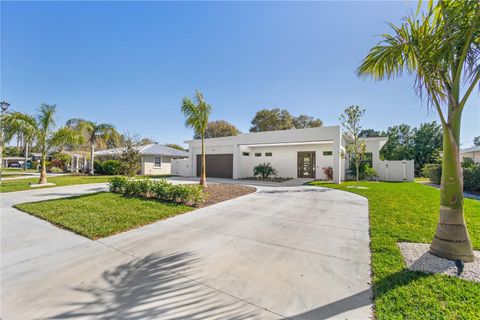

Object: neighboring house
[95,144,189,175]
[184,126,413,183]
[460,146,480,163]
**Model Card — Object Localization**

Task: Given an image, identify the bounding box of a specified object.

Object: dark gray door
[297,151,316,178]
[196,154,233,179]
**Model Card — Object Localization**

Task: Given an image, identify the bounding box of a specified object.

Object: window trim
[154,156,162,168]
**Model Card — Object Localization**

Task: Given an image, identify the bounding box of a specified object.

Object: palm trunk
[430,112,474,262]
[38,150,48,184]
[0,131,4,170]
[24,143,29,171]
[90,143,95,175]
[200,133,207,188]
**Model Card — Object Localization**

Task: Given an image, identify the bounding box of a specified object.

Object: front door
[297,151,316,178]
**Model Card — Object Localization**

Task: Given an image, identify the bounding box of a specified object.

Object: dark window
[323,151,333,156]
[242,152,250,156]
[349,152,372,169]
[154,156,162,168]
[254,153,261,157]
[265,152,272,157]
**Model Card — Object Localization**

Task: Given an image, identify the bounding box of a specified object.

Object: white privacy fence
[376,160,414,182]
[171,158,190,176]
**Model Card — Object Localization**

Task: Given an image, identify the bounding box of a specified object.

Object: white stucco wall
[142,155,172,175]
[461,151,480,163]
[238,144,334,179]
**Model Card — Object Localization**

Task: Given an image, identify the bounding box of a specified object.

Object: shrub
[50,167,64,173]
[102,160,121,175]
[462,157,476,169]
[253,163,277,178]
[94,160,104,174]
[363,164,379,181]
[425,164,442,184]
[109,177,205,206]
[323,167,333,180]
[52,153,71,167]
[464,164,480,192]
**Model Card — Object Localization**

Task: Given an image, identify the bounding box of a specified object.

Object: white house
[95,144,189,175]
[183,126,414,183]
[460,146,480,163]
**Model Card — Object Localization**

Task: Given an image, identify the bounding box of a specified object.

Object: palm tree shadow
[290,270,430,320]
[50,252,259,320]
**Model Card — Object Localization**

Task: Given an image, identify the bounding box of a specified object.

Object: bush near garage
[109,177,205,206]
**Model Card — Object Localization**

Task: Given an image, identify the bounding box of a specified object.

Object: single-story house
[460,146,480,163]
[183,126,413,183]
[95,144,189,175]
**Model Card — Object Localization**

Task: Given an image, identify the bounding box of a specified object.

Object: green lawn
[15,192,192,239]
[309,181,480,319]
[0,174,172,193]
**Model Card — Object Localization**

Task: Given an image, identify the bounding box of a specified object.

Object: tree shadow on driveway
[50,252,262,320]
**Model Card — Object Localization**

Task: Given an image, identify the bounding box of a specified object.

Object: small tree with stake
[340,105,366,188]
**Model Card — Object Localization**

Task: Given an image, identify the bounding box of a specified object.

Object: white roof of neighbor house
[461,146,480,153]
[95,144,188,157]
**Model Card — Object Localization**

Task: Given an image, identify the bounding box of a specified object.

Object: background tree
[412,122,443,175]
[292,114,323,129]
[194,120,240,139]
[359,129,382,138]
[250,108,323,132]
[473,136,480,147]
[340,105,366,188]
[116,134,142,176]
[380,124,414,161]
[165,143,188,152]
[140,137,157,145]
[358,0,479,261]
[181,90,211,188]
[66,119,120,175]
[250,108,294,132]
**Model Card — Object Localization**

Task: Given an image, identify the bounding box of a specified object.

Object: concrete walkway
[1,181,371,319]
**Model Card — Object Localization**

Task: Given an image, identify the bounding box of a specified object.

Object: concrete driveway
[1,181,371,319]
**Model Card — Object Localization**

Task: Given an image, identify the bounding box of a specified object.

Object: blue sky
[1,1,479,148]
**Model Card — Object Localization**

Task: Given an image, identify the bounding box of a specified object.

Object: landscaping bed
[309,181,480,319]
[237,177,293,183]
[201,183,256,207]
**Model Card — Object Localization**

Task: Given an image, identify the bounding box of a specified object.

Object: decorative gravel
[398,242,480,283]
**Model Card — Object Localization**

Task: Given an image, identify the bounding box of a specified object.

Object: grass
[15,192,192,239]
[0,174,172,193]
[309,181,480,319]
[414,177,430,182]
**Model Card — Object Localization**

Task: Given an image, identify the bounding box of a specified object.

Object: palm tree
[1,112,37,171]
[6,104,82,184]
[358,1,479,262]
[65,119,119,175]
[181,90,211,188]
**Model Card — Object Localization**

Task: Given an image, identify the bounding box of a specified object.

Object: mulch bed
[201,183,256,207]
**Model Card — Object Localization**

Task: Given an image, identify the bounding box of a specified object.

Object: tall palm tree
[65,119,119,175]
[181,90,211,188]
[358,0,479,262]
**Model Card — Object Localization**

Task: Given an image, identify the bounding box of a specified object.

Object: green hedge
[425,163,480,192]
[463,165,480,192]
[109,177,205,206]
[425,164,442,184]
[94,160,121,175]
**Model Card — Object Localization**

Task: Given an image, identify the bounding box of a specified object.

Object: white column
[332,129,342,184]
